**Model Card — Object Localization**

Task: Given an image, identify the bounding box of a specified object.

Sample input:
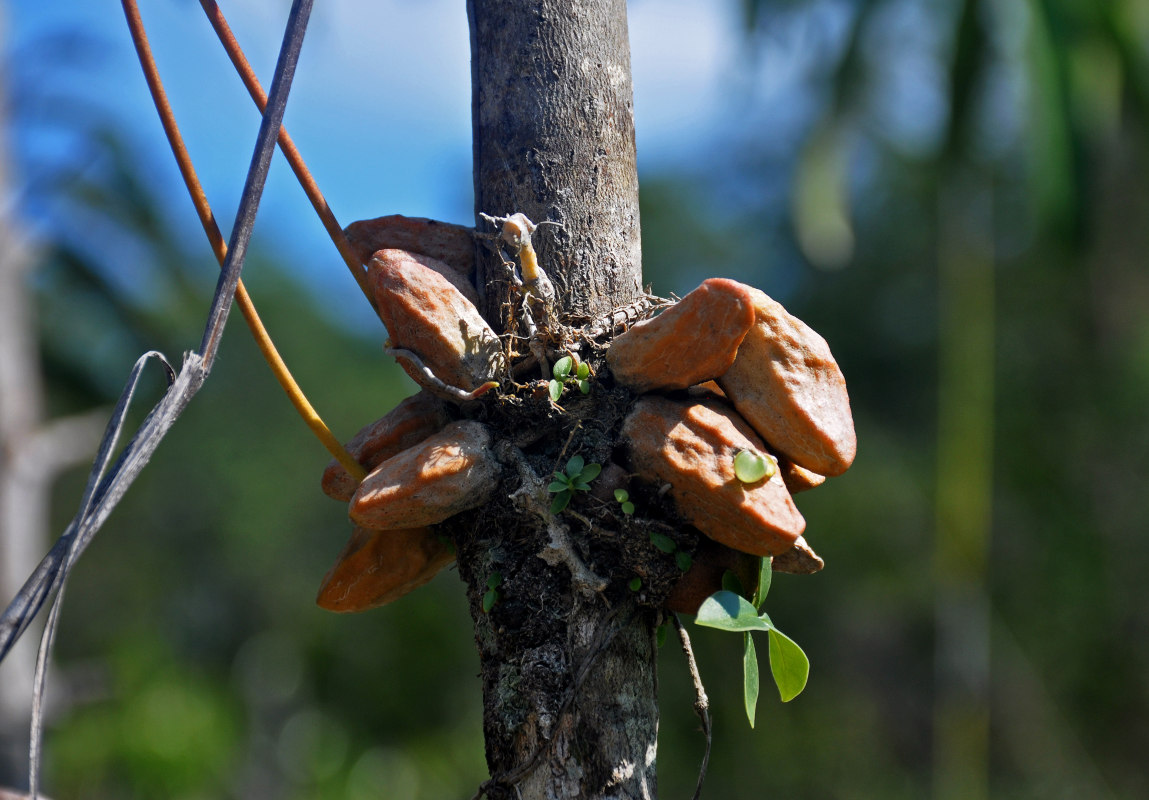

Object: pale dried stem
[673,614,712,800]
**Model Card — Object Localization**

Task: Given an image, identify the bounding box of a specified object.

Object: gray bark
[470,0,643,323]
[464,2,657,798]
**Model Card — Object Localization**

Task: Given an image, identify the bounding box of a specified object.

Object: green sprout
[647,531,692,571]
[614,488,635,515]
[734,449,777,484]
[694,557,810,727]
[548,355,592,402]
[482,572,503,613]
[547,455,601,513]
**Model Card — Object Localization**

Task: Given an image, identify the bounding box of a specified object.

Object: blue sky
[7,0,851,325]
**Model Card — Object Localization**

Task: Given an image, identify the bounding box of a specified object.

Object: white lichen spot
[610,759,636,782]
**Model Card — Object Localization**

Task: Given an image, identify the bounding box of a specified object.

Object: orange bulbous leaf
[370,249,503,395]
[665,537,760,616]
[622,395,805,557]
[772,536,824,575]
[717,286,856,476]
[345,214,476,288]
[316,525,455,612]
[349,420,501,530]
[778,459,826,495]
[606,278,755,393]
[321,391,451,502]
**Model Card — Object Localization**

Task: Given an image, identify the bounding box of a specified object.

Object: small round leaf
[482,589,499,613]
[550,491,572,514]
[734,450,776,484]
[553,356,573,380]
[649,532,677,553]
[578,462,602,482]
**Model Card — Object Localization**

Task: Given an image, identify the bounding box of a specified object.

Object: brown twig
[674,613,712,800]
[197,0,373,306]
[384,348,499,402]
[552,421,583,473]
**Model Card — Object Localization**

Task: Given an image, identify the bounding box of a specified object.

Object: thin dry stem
[674,614,712,800]
[122,0,366,483]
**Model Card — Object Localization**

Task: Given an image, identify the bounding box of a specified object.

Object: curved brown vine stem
[122,0,365,482]
[198,0,374,307]
[674,613,712,800]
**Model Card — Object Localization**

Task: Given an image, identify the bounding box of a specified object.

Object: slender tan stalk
[122,0,367,483]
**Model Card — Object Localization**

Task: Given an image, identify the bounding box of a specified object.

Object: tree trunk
[459,2,657,798]
[470,0,643,323]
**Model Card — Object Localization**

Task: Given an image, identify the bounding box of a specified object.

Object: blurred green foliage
[3,0,1149,798]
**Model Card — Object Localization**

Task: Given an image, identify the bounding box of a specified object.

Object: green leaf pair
[549,355,592,402]
[694,557,808,726]
[647,531,692,571]
[613,488,635,515]
[547,455,602,513]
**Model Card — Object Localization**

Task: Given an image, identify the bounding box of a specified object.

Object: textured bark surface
[470,0,643,323]
[463,2,657,798]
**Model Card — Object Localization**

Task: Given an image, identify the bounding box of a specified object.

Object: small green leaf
[613,489,629,503]
[486,572,503,590]
[734,449,774,484]
[656,624,668,648]
[628,577,642,591]
[621,501,635,515]
[550,491,572,514]
[767,628,810,702]
[571,481,592,492]
[576,361,590,380]
[548,380,563,402]
[675,551,693,572]
[695,591,772,632]
[565,455,585,478]
[649,532,677,553]
[578,380,591,394]
[578,462,602,482]
[743,633,760,727]
[721,569,745,597]
[482,588,499,613]
[547,479,570,493]
[753,556,773,609]
[553,356,573,380]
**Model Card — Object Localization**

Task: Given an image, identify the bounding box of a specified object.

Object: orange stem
[122,0,367,483]
[198,0,373,306]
